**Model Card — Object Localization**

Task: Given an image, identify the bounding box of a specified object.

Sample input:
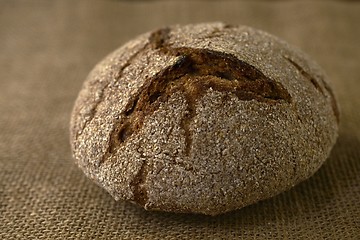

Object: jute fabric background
[1,1,359,239]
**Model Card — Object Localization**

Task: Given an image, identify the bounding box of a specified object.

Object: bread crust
[70,23,339,215]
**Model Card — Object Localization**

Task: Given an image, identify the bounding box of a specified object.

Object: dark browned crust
[112,29,291,150]
[114,48,292,154]
[104,28,294,205]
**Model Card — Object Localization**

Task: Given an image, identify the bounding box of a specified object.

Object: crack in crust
[130,159,149,205]
[322,79,340,124]
[104,28,293,205]
[284,56,324,95]
[149,27,171,49]
[284,56,339,124]
[108,28,292,158]
[75,43,149,142]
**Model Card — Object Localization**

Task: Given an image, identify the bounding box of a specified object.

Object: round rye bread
[70,23,339,215]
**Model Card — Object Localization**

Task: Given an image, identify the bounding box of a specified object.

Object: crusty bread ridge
[70,23,339,215]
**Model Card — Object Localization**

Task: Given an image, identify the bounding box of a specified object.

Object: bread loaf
[70,23,339,215]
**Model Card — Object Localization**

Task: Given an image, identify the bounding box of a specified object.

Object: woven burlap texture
[1,1,359,239]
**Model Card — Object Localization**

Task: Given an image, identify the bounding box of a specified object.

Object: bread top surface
[70,23,339,215]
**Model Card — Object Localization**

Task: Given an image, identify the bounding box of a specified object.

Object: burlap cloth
[1,1,359,239]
